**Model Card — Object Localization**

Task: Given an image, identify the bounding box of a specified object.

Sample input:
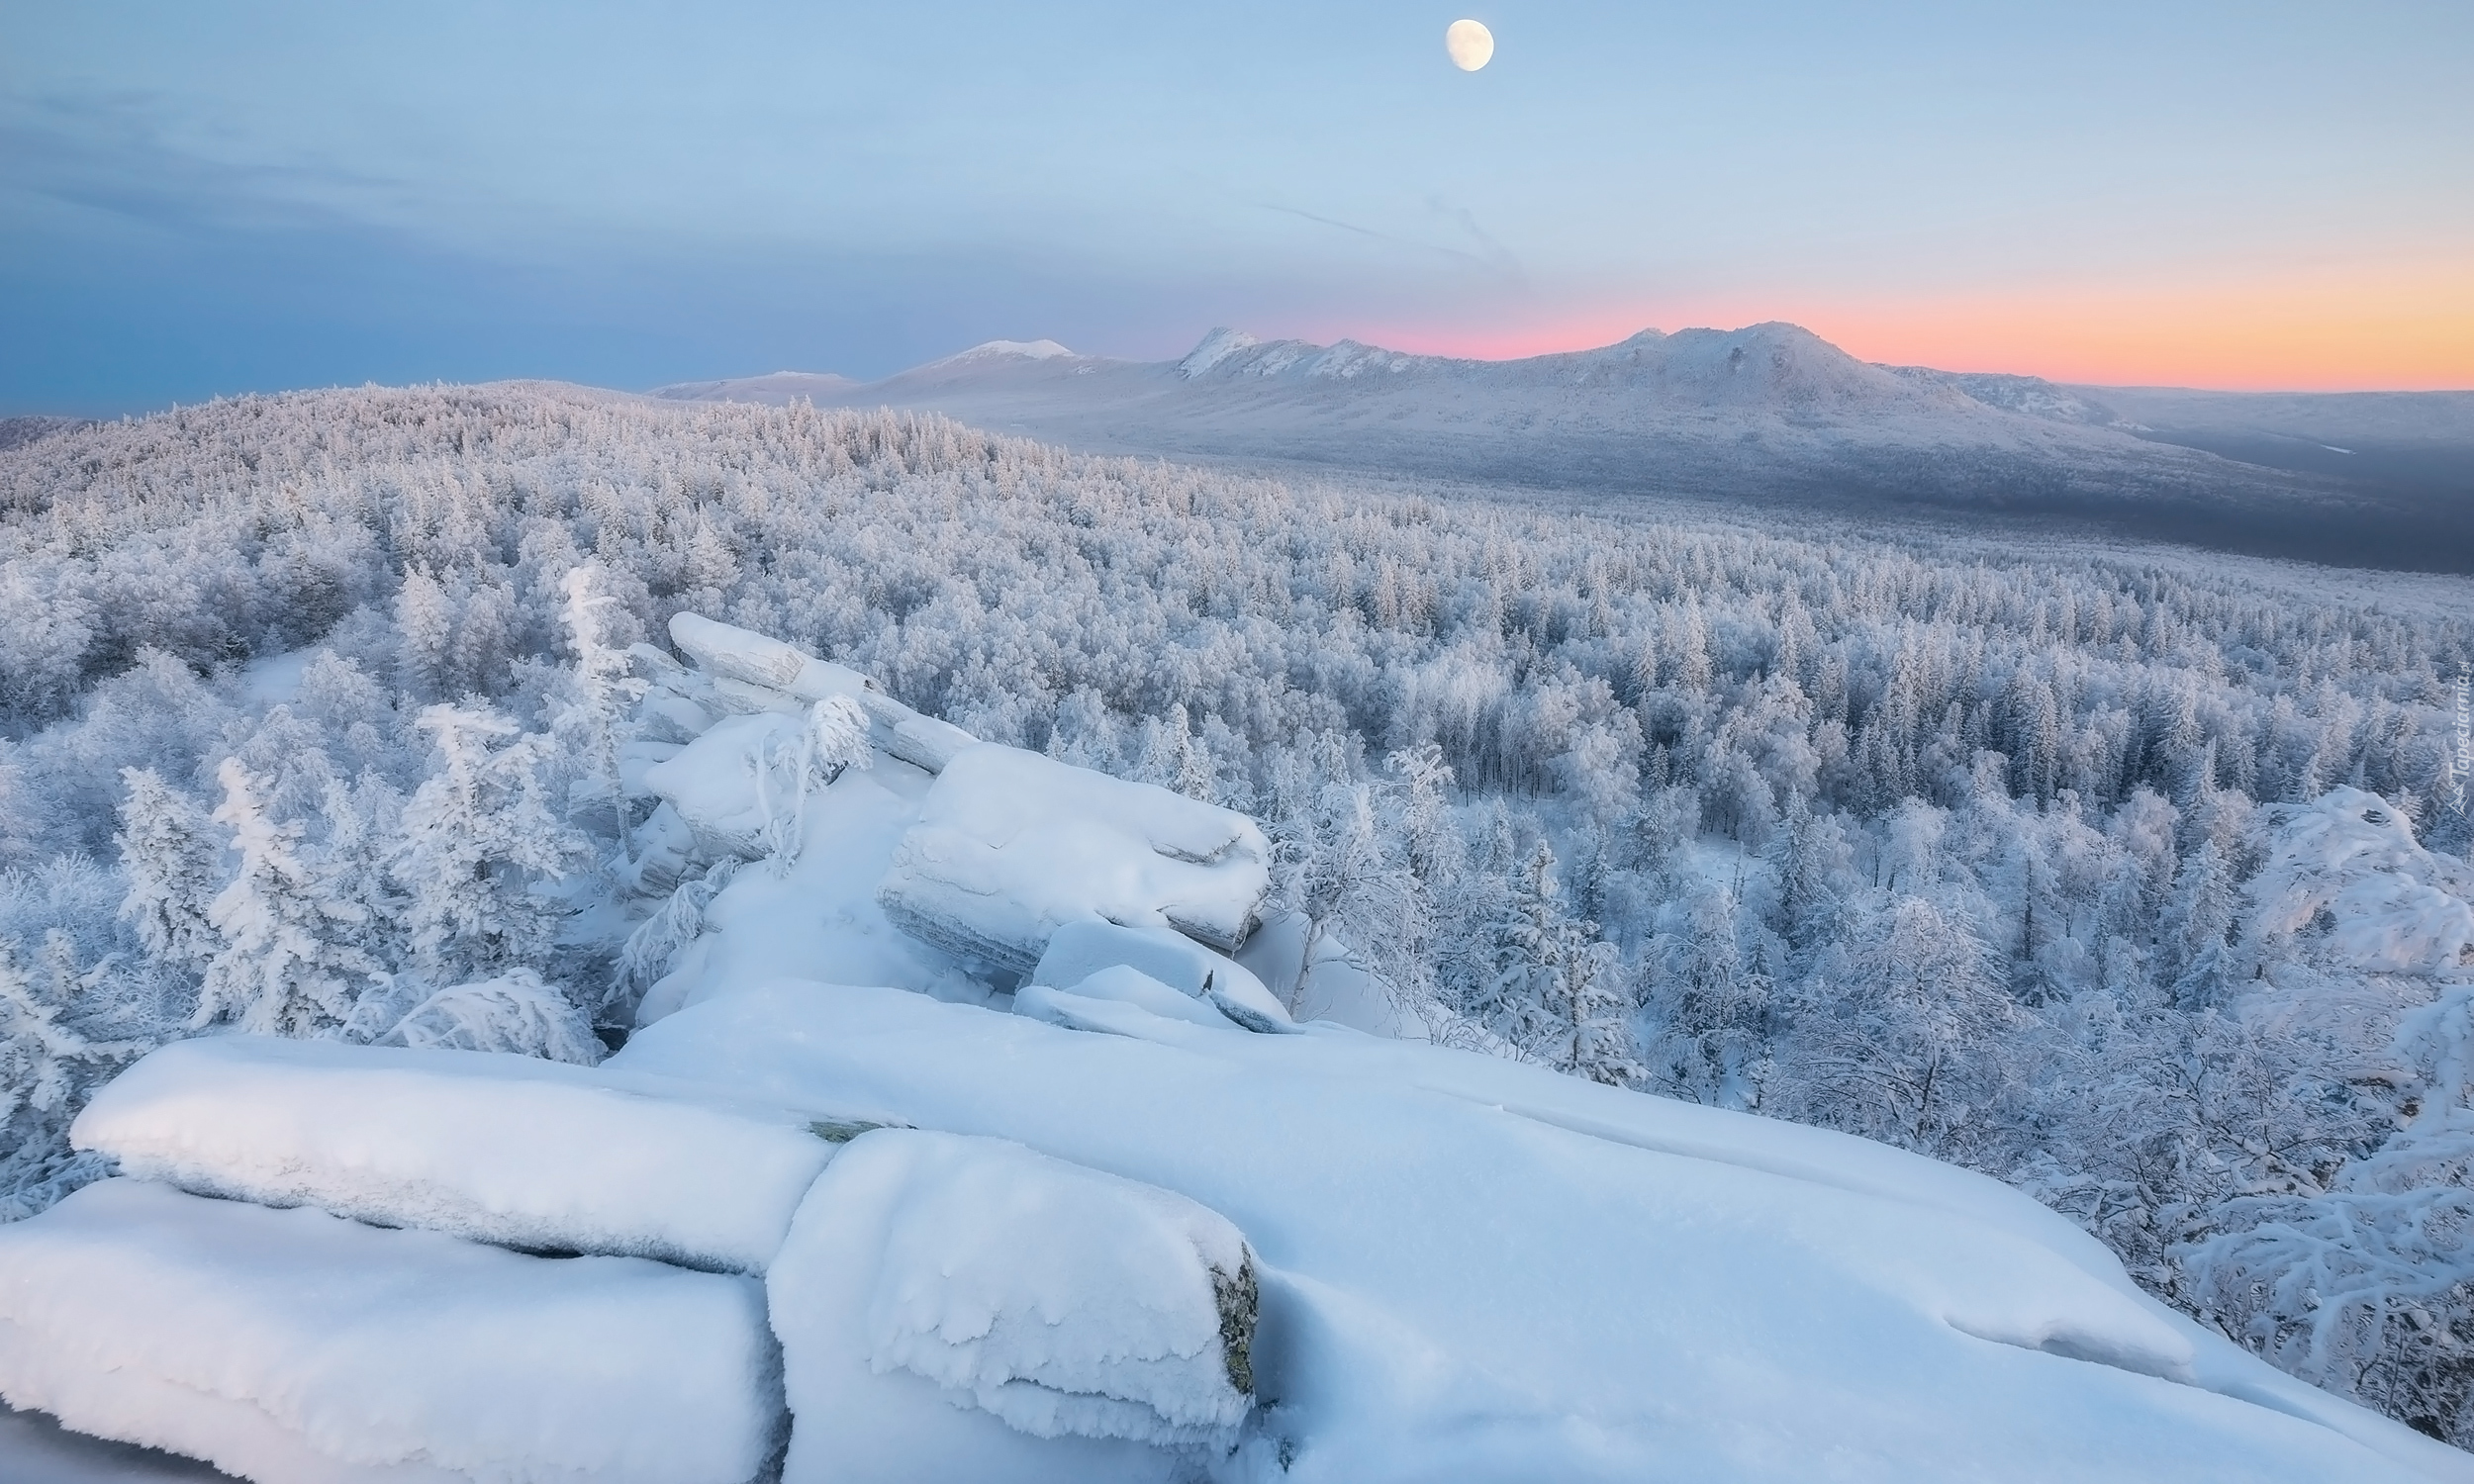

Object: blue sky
[4,1,2468,412]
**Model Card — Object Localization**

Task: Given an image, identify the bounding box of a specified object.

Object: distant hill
[651,325,2474,571]
[0,416,95,452]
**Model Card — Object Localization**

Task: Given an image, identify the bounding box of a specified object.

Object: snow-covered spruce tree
[0,936,143,1218]
[395,703,587,990]
[314,770,407,958]
[394,565,455,701]
[114,767,222,975]
[552,564,647,868]
[1375,743,1466,1013]
[192,758,381,1038]
[2160,840,2240,1010]
[1761,797,1850,970]
[1266,730,1419,1020]
[1130,702,1217,804]
[1642,882,1776,1111]
[1482,840,1640,1083]
[0,741,35,871]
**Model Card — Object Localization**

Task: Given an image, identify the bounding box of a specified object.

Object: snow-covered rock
[633,757,992,1023]
[671,611,879,703]
[2247,787,2474,974]
[663,613,976,774]
[617,979,2474,1484]
[768,1128,1252,1483]
[0,1179,781,1484]
[878,744,1273,974]
[1015,968,1244,1033]
[641,711,805,861]
[1233,905,1310,1007]
[1030,918,1290,1031]
[72,1036,853,1274]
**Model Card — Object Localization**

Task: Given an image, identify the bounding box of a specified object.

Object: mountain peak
[940,338,1077,364]
[1179,327,1259,379]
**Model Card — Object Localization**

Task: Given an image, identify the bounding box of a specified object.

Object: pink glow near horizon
[1317,266,2474,393]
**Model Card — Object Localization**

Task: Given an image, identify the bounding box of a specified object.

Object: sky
[3,0,2469,414]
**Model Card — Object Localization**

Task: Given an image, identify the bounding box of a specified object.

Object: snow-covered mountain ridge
[652,324,2474,569]
[7,611,2470,1484]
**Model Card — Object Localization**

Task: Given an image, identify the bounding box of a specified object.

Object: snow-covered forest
[3,384,2470,1445]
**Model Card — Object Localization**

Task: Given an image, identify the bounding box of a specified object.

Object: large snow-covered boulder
[0,1179,781,1484]
[72,1036,865,1274]
[768,1129,1254,1483]
[2247,787,2474,974]
[1031,919,1291,1032]
[1015,968,1246,1034]
[878,745,1273,974]
[672,611,875,701]
[632,758,995,1023]
[667,613,975,773]
[641,710,808,861]
[617,979,2474,1484]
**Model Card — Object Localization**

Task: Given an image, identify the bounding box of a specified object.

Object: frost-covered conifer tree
[1169,704,1217,803]
[193,758,379,1037]
[1482,841,1638,1082]
[1762,799,1848,965]
[394,566,455,700]
[0,936,143,1217]
[553,564,647,866]
[114,767,221,973]
[2160,840,2238,1009]
[316,771,407,967]
[1381,744,1474,1009]
[395,704,585,988]
[1644,883,1774,1110]
[0,741,35,870]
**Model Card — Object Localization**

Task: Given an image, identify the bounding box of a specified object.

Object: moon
[1446,19,1493,72]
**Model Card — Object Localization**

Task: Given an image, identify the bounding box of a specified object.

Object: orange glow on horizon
[1328,261,2474,393]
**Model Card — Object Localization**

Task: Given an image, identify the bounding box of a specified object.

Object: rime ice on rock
[878,744,1273,974]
